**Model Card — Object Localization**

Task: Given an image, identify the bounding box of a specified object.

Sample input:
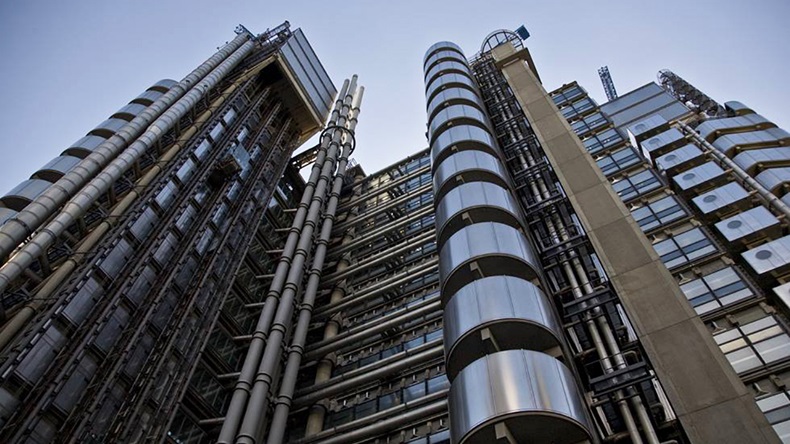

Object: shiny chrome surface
[433,151,508,200]
[1,179,54,211]
[640,127,686,159]
[756,167,790,194]
[112,103,149,121]
[429,104,490,141]
[655,143,704,174]
[426,72,478,104]
[692,182,751,215]
[0,208,17,227]
[424,41,464,65]
[424,60,472,86]
[427,87,485,121]
[63,135,108,158]
[131,89,165,105]
[724,100,754,116]
[436,181,523,246]
[715,206,780,243]
[430,125,499,168]
[33,155,82,182]
[424,49,467,73]
[149,78,178,92]
[89,118,128,138]
[733,147,790,174]
[449,349,591,444]
[671,161,726,192]
[697,113,774,142]
[712,127,790,156]
[742,235,790,275]
[439,221,541,300]
[443,276,562,380]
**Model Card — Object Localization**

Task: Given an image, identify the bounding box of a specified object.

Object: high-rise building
[1,19,789,444]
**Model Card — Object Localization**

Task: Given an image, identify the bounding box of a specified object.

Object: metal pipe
[0,38,259,296]
[321,230,435,285]
[331,182,433,233]
[0,33,250,261]
[296,343,443,408]
[216,79,351,444]
[0,76,259,352]
[266,86,364,444]
[220,78,360,444]
[679,121,790,220]
[311,258,438,320]
[304,296,440,359]
[329,206,433,257]
[336,164,431,213]
[303,397,447,444]
[236,78,358,443]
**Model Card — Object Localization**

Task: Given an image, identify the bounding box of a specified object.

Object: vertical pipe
[235,77,357,444]
[266,87,363,444]
[0,33,250,261]
[0,38,259,296]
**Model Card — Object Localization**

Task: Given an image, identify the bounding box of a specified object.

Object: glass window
[653,227,717,270]
[403,381,426,402]
[176,159,196,183]
[426,374,449,394]
[153,232,178,266]
[194,139,212,160]
[680,266,755,315]
[130,207,159,241]
[62,277,103,326]
[15,324,66,383]
[155,181,177,208]
[714,315,790,374]
[612,169,662,202]
[99,239,133,277]
[597,146,641,177]
[631,195,687,232]
[757,392,790,442]
[209,123,225,141]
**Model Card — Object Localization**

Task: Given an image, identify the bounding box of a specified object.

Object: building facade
[0,20,789,444]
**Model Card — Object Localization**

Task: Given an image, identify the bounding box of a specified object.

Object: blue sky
[0,0,788,194]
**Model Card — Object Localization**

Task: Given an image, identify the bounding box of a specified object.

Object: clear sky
[0,0,788,194]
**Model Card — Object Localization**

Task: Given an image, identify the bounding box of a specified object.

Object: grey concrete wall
[491,42,779,444]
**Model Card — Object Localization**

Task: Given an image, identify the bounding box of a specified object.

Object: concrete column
[490,42,779,443]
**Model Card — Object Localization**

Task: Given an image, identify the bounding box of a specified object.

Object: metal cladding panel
[1,179,53,211]
[426,73,478,104]
[436,181,523,246]
[692,182,751,215]
[724,100,754,116]
[425,60,472,85]
[280,29,337,124]
[672,161,726,191]
[697,113,773,141]
[743,235,790,275]
[733,147,790,174]
[429,104,491,141]
[756,167,790,193]
[433,150,509,201]
[655,143,704,173]
[712,128,790,155]
[427,87,485,120]
[424,41,464,65]
[443,276,562,380]
[640,127,686,160]
[424,49,467,73]
[430,125,499,167]
[438,222,541,300]
[35,155,82,178]
[715,206,780,242]
[449,350,591,444]
[0,208,17,227]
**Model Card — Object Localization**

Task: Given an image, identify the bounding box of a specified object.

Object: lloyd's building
[0,20,789,444]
